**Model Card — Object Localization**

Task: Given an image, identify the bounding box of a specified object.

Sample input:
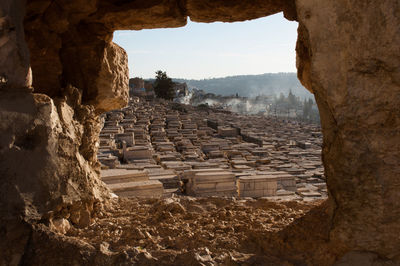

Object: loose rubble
[67,197,326,264]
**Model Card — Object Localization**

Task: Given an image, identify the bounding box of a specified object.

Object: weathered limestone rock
[61,40,129,114]
[90,0,187,30]
[24,0,186,100]
[296,0,400,260]
[0,0,31,88]
[50,218,71,235]
[0,88,110,221]
[187,0,297,22]
[0,86,111,266]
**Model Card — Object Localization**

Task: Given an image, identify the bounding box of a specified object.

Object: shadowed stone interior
[0,0,399,264]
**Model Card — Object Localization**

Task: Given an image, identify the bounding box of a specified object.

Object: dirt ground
[65,196,330,265]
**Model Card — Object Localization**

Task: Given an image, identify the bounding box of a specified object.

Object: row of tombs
[98,97,326,201]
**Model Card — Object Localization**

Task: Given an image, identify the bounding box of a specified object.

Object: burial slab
[184,170,237,197]
[108,180,164,198]
[238,175,278,198]
[100,169,149,184]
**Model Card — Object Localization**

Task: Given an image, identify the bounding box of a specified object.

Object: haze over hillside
[172,73,311,99]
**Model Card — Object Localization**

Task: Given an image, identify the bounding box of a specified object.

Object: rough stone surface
[25,198,332,265]
[51,218,71,234]
[0,87,111,264]
[0,0,31,88]
[90,0,187,30]
[61,39,129,114]
[0,0,399,264]
[296,0,400,260]
[187,0,297,22]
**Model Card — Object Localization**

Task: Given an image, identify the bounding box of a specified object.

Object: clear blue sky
[113,13,298,80]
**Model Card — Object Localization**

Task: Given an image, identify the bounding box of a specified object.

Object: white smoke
[176,89,272,115]
[223,98,268,115]
[176,90,193,105]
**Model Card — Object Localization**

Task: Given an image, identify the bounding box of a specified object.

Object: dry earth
[65,197,328,265]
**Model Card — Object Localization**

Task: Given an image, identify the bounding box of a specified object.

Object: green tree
[154,70,175,100]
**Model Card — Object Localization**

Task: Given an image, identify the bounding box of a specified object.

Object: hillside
[173,73,311,99]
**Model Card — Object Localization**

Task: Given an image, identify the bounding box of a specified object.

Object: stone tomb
[238,175,278,198]
[183,169,237,197]
[123,145,153,161]
[107,180,164,198]
[101,169,149,184]
[98,154,120,169]
[147,168,180,189]
[115,133,135,147]
[217,126,238,137]
[258,171,297,192]
[101,169,164,198]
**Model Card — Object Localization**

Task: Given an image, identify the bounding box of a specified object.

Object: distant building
[129,77,155,99]
[144,81,155,100]
[174,82,189,98]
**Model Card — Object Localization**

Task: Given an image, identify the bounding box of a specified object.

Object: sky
[113,13,298,80]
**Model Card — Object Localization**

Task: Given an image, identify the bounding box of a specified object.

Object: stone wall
[0,0,399,264]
